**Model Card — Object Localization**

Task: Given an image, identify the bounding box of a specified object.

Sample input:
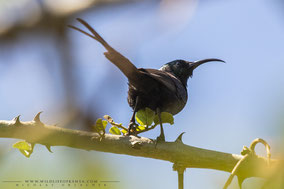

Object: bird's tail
[68,18,139,82]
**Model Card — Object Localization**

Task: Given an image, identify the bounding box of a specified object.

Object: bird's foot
[127,121,138,136]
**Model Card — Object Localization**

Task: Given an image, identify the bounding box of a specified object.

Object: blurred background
[0,0,284,188]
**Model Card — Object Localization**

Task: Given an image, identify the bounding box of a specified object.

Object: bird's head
[159,59,225,87]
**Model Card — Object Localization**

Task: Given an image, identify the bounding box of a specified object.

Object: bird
[68,18,225,142]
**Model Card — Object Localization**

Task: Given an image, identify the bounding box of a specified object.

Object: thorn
[175,132,186,143]
[34,111,43,122]
[30,143,35,153]
[13,115,21,125]
[34,111,44,126]
[45,145,53,153]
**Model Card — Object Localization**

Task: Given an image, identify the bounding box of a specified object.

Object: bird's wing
[68,18,139,82]
[141,69,187,102]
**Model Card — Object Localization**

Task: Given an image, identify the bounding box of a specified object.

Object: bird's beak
[190,58,225,70]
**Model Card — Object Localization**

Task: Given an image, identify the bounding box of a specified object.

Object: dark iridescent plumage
[127,59,224,116]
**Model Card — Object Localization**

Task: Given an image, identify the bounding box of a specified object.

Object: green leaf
[109,126,121,135]
[121,129,128,134]
[13,141,32,151]
[154,112,174,125]
[135,108,155,126]
[93,118,107,133]
[13,141,33,158]
[136,125,146,131]
[102,120,108,129]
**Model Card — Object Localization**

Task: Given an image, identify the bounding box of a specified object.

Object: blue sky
[0,0,284,188]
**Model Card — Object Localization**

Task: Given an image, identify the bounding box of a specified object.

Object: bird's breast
[127,77,188,115]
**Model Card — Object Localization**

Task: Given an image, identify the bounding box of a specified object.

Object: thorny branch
[0,113,281,185]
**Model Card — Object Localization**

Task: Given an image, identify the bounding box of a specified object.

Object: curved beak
[191,58,225,69]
